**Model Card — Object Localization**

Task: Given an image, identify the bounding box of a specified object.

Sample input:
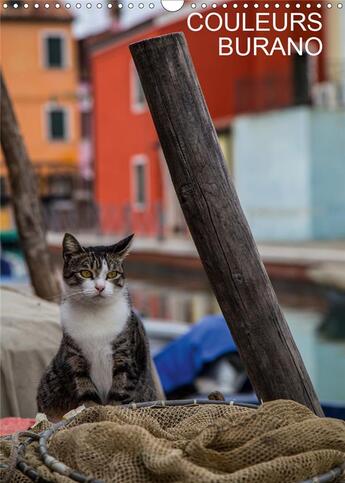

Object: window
[43,33,66,69]
[132,157,148,210]
[293,53,309,105]
[131,64,146,113]
[46,105,69,141]
[81,111,91,139]
[0,176,10,206]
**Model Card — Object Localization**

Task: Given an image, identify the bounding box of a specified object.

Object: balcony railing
[43,200,188,241]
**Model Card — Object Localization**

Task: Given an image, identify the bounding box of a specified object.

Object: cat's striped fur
[37,233,158,419]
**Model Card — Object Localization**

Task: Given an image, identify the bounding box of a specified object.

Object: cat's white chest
[78,338,114,403]
[61,295,130,403]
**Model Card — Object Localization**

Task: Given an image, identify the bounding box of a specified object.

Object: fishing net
[1,399,345,483]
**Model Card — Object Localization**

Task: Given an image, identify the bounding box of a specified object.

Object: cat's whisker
[60,289,96,301]
[41,293,64,302]
[42,290,94,303]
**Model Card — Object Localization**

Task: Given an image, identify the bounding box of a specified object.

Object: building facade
[234,107,345,240]
[90,3,326,239]
[0,1,80,230]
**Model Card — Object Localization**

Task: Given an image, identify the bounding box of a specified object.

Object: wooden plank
[130,33,323,416]
[0,71,60,301]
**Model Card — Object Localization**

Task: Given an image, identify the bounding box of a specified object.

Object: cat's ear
[63,233,83,259]
[110,233,134,260]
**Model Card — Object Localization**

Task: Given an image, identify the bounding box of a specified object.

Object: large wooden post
[130,33,323,416]
[0,72,60,301]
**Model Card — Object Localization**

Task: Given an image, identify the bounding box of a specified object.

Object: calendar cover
[1,0,345,468]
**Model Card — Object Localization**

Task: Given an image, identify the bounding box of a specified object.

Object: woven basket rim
[122,398,259,409]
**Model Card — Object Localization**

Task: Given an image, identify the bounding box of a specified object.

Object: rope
[2,431,39,483]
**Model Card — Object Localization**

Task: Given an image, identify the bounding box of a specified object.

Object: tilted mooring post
[0,71,60,301]
[130,33,323,416]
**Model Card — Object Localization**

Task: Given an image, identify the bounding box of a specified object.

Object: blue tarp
[154,315,237,393]
[0,257,11,277]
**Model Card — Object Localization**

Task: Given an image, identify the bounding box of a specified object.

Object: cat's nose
[95,284,105,293]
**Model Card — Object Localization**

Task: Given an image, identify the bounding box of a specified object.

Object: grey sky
[71,0,165,38]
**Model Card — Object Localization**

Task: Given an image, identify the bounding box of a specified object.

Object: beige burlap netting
[1,399,345,482]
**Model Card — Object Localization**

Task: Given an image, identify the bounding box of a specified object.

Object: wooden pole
[0,71,60,301]
[130,33,323,416]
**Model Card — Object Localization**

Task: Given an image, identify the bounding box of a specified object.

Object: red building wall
[93,42,161,235]
[91,3,325,236]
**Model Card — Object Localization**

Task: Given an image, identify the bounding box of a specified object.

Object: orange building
[0,1,80,229]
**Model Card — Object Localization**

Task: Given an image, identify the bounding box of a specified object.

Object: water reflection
[130,279,345,403]
[287,307,345,403]
[130,279,220,323]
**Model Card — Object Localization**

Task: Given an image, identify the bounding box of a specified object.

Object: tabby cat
[37,233,158,419]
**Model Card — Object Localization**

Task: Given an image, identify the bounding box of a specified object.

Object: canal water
[129,278,345,403]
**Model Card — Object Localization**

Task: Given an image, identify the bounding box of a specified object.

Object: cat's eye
[80,270,93,279]
[107,271,119,280]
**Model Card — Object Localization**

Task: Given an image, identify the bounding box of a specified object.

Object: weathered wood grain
[130,33,323,416]
[0,71,60,301]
